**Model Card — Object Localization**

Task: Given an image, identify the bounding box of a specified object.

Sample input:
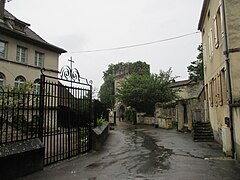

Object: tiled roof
[0,10,66,53]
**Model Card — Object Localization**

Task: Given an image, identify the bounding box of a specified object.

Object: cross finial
[68,57,74,72]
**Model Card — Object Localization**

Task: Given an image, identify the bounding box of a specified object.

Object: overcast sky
[6,0,203,91]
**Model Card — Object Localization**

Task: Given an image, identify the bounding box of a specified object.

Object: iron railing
[0,90,40,144]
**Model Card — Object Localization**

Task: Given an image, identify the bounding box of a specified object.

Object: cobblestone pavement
[20,122,240,180]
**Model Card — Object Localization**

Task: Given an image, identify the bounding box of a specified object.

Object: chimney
[0,0,6,20]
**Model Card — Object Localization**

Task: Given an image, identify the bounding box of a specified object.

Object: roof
[170,79,204,100]
[169,79,194,88]
[198,0,210,31]
[0,10,66,54]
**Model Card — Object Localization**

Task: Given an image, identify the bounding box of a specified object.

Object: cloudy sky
[6,0,203,92]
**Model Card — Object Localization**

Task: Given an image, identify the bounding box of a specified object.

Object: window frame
[208,28,214,59]
[214,7,222,49]
[33,79,41,94]
[14,76,26,89]
[16,46,28,63]
[0,40,7,59]
[0,73,5,91]
[35,51,44,67]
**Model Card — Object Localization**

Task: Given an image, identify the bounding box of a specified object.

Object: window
[33,79,40,94]
[35,52,44,67]
[217,72,222,106]
[214,8,222,48]
[208,29,214,58]
[0,73,5,91]
[0,40,7,58]
[220,69,228,105]
[214,76,218,107]
[15,76,26,89]
[16,46,27,63]
[205,84,208,103]
[203,43,207,69]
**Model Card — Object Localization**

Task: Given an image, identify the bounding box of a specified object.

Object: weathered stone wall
[91,122,109,151]
[157,118,172,129]
[155,103,175,129]
[136,113,155,125]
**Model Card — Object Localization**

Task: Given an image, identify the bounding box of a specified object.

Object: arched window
[33,79,40,94]
[0,73,5,91]
[15,76,26,89]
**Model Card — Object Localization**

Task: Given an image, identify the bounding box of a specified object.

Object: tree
[116,68,177,115]
[98,75,115,108]
[99,61,150,108]
[187,44,204,81]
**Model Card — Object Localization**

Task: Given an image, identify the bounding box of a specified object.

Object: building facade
[155,79,205,131]
[0,0,66,91]
[171,80,205,131]
[198,0,240,159]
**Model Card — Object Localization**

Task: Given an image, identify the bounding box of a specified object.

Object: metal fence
[0,67,110,166]
[40,70,93,165]
[0,90,40,144]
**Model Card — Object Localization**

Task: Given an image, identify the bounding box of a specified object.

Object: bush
[97,116,105,126]
[124,108,136,122]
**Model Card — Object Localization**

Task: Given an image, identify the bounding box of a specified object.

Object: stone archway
[115,102,125,121]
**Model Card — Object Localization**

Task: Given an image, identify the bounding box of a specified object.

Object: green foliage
[99,61,150,108]
[103,61,150,80]
[187,44,204,81]
[0,81,35,108]
[97,116,105,126]
[79,130,89,142]
[124,108,136,122]
[117,68,177,115]
[0,82,37,131]
[98,75,115,108]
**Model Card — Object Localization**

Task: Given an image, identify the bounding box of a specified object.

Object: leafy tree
[117,68,177,115]
[98,75,115,108]
[99,61,150,108]
[187,44,204,81]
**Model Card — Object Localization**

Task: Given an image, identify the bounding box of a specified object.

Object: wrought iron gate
[39,67,92,166]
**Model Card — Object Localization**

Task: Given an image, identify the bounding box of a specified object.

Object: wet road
[22,122,240,180]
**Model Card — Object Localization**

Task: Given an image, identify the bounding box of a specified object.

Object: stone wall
[155,102,175,129]
[136,113,155,125]
[91,122,109,151]
[156,118,172,129]
[0,138,44,180]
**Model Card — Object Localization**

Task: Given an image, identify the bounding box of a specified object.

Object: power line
[68,31,200,53]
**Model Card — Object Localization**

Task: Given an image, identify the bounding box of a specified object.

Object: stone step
[192,122,214,142]
[193,138,215,142]
[193,132,213,136]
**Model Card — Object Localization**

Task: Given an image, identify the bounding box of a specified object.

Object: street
[21,122,240,180]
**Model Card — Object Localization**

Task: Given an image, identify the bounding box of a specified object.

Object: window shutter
[214,15,219,48]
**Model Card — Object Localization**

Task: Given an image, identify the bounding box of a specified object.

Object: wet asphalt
[20,121,240,180]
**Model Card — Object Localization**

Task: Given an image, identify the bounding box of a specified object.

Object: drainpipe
[220,0,235,159]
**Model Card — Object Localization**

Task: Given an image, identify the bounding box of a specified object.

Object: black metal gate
[39,67,92,166]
